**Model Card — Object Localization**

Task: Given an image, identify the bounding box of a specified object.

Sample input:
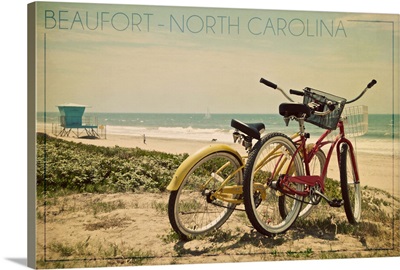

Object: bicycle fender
[166,144,243,191]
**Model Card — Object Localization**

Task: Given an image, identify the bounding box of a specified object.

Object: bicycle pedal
[329,199,344,208]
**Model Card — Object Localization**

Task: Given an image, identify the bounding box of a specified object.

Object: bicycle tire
[340,143,362,224]
[168,151,243,240]
[279,149,326,219]
[243,132,305,236]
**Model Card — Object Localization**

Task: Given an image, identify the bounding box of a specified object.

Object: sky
[34,2,399,114]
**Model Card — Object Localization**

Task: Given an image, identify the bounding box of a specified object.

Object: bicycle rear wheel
[243,133,305,236]
[340,143,361,224]
[168,151,243,240]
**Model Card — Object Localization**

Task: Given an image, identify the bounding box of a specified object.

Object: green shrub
[36,133,187,195]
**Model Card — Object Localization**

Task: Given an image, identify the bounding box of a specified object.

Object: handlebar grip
[289,89,304,96]
[260,78,277,89]
[367,79,377,89]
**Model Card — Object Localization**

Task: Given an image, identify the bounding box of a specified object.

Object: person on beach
[143,134,146,144]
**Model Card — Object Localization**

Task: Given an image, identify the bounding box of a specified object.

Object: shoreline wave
[107,125,233,142]
[104,124,398,156]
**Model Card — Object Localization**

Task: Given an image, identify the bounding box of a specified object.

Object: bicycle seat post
[297,115,307,136]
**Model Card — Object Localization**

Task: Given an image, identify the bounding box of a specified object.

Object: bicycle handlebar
[259,78,294,102]
[259,78,277,89]
[346,79,377,104]
[260,77,377,104]
[367,79,377,89]
[289,89,304,96]
[260,77,377,116]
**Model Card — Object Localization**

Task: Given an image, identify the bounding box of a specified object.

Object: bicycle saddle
[231,119,265,140]
[279,103,311,118]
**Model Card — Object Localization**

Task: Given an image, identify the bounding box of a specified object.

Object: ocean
[38,112,399,155]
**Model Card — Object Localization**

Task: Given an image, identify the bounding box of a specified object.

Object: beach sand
[36,123,399,197]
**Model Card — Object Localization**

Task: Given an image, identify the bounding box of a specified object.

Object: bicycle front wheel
[340,143,361,224]
[243,133,305,236]
[168,151,243,240]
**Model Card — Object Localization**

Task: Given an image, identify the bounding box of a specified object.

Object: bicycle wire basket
[303,87,347,130]
[342,105,368,137]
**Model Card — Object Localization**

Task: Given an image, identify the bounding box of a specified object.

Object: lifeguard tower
[55,103,103,138]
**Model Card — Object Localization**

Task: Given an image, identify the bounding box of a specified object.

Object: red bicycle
[243,78,377,236]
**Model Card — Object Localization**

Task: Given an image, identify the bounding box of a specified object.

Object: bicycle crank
[312,189,344,208]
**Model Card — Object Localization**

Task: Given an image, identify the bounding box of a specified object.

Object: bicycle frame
[281,118,360,197]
